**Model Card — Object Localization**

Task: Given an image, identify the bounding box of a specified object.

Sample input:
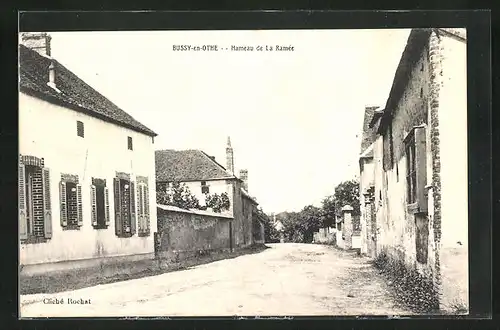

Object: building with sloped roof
[155,137,264,250]
[19,32,158,275]
[359,28,468,313]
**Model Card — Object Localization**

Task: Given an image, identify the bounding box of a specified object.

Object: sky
[48,29,411,214]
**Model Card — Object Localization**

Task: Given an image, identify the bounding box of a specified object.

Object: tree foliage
[156,182,231,213]
[257,209,280,243]
[156,182,201,209]
[275,178,360,243]
[332,179,360,217]
[205,192,231,213]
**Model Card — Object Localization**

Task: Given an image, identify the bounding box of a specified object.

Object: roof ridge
[19,44,157,137]
[198,150,229,172]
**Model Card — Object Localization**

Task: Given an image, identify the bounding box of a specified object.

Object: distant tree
[256,208,280,243]
[321,195,337,228]
[299,205,323,243]
[156,181,201,210]
[277,206,323,243]
[332,179,360,217]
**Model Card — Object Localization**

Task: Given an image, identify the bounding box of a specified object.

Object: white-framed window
[59,174,83,230]
[19,155,52,242]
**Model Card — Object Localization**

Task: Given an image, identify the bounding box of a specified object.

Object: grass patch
[373,252,439,314]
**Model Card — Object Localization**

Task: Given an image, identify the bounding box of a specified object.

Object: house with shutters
[359,28,468,312]
[19,32,158,275]
[155,137,265,249]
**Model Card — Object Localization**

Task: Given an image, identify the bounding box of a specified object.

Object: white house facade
[19,33,158,273]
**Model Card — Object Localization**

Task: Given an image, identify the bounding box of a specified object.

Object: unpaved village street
[20,244,412,317]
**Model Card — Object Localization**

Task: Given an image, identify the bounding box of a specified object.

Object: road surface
[20,243,411,317]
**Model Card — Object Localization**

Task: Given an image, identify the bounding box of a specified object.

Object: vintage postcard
[19,26,469,318]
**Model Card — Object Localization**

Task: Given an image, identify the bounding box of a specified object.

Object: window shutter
[19,163,28,240]
[130,181,136,235]
[137,183,143,233]
[59,181,68,227]
[114,178,122,236]
[144,184,150,234]
[104,187,110,227]
[77,184,83,226]
[91,184,97,226]
[42,168,52,238]
[414,127,428,213]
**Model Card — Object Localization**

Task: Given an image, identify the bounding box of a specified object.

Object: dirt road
[20,243,411,317]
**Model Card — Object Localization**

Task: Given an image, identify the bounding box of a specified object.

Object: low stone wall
[156,205,233,258]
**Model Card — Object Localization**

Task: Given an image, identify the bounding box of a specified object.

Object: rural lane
[20,243,411,317]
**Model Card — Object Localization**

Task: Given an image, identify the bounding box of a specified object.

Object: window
[77,121,84,137]
[19,155,52,242]
[91,178,110,229]
[60,174,82,230]
[114,173,136,237]
[404,126,428,214]
[201,181,209,194]
[128,136,133,150]
[382,123,395,171]
[136,176,151,237]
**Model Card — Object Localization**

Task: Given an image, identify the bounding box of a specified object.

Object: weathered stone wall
[430,29,468,313]
[373,29,468,313]
[156,208,231,259]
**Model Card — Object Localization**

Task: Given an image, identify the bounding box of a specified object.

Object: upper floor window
[77,121,84,138]
[60,174,82,230]
[404,126,428,214]
[201,181,209,194]
[19,155,52,243]
[91,178,110,229]
[128,136,133,150]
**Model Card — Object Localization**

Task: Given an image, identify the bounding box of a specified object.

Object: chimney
[226,136,234,174]
[20,32,52,57]
[239,169,248,191]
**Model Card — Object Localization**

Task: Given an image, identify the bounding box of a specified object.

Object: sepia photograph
[18,26,469,317]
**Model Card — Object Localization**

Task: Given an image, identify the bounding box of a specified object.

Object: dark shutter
[59,181,68,227]
[144,184,150,234]
[130,181,136,235]
[414,127,428,213]
[104,187,110,227]
[42,168,52,238]
[19,163,28,240]
[91,184,97,226]
[137,183,143,233]
[114,178,123,236]
[76,184,83,226]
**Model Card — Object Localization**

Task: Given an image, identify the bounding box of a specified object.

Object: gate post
[342,205,354,250]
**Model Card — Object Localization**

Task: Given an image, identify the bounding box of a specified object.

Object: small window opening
[77,121,84,138]
[127,137,133,150]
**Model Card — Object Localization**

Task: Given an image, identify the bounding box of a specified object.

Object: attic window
[77,121,84,138]
[201,181,209,194]
[127,137,133,150]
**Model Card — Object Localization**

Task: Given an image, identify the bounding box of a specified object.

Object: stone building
[358,28,468,312]
[19,33,158,276]
[155,137,265,250]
